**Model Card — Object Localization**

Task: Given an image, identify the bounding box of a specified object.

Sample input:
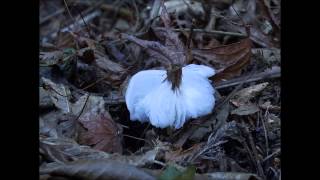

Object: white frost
[125,64,216,129]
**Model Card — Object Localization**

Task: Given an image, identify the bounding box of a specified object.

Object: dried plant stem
[215,68,280,89]
[262,111,270,156]
[63,0,76,24]
[262,148,280,163]
[123,134,152,146]
[174,28,246,37]
[242,124,266,179]
[40,8,65,24]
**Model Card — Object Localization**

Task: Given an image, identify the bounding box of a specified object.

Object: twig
[131,0,141,32]
[262,148,280,163]
[63,0,76,25]
[42,85,69,98]
[231,4,246,27]
[73,93,90,140]
[215,68,280,89]
[75,8,93,38]
[40,8,65,24]
[153,160,166,167]
[123,134,152,146]
[149,0,162,22]
[243,124,266,179]
[100,4,133,21]
[173,28,246,37]
[74,94,90,122]
[261,110,270,156]
[81,76,108,91]
[45,1,103,41]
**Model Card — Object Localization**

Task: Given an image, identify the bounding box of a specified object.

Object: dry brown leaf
[39,51,63,66]
[231,104,260,116]
[40,137,158,167]
[162,0,204,16]
[95,54,125,74]
[192,38,252,83]
[78,111,123,153]
[56,32,77,49]
[230,82,269,107]
[40,159,156,180]
[205,172,262,180]
[109,149,159,167]
[78,95,123,154]
[39,87,54,109]
[165,143,204,163]
[259,101,280,111]
[41,77,72,113]
[221,0,279,48]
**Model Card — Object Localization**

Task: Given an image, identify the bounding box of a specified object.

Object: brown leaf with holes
[192,38,252,83]
[78,96,123,153]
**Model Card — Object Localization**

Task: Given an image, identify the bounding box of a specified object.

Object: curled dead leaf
[192,38,252,83]
[230,82,269,107]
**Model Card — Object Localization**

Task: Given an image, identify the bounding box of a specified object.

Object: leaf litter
[40,0,280,179]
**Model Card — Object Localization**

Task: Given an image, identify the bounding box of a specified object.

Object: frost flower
[125,64,215,129]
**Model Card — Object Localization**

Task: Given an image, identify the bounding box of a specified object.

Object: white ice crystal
[125,64,216,129]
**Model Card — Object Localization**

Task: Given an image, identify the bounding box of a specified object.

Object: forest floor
[39,0,280,179]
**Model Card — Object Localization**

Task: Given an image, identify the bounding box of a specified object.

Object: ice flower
[125,64,216,129]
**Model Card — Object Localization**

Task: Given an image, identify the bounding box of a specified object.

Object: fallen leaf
[221,0,279,48]
[77,95,123,153]
[39,51,63,66]
[110,149,159,167]
[175,166,196,180]
[158,166,181,180]
[40,138,76,163]
[40,137,158,167]
[192,38,252,83]
[40,159,156,180]
[159,165,196,180]
[56,32,77,49]
[231,104,260,116]
[161,0,205,18]
[39,87,54,109]
[40,137,111,162]
[189,126,212,142]
[41,77,72,113]
[39,116,58,138]
[165,143,204,163]
[95,54,125,74]
[230,82,269,107]
[252,48,280,64]
[205,172,262,180]
[259,101,280,111]
[216,103,230,124]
